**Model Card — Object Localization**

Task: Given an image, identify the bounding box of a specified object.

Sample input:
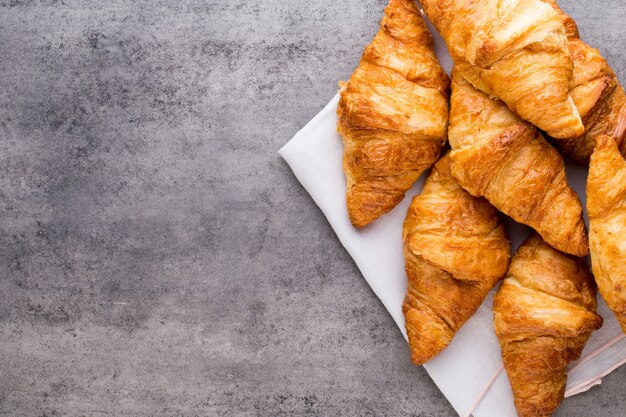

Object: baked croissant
[448,70,588,256]
[337,0,449,228]
[560,84,626,164]
[419,0,583,138]
[403,155,510,364]
[541,0,626,164]
[587,134,626,334]
[494,234,603,417]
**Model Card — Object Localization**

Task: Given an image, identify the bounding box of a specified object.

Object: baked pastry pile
[336,0,625,415]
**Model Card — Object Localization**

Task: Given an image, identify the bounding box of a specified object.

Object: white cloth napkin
[278,15,626,417]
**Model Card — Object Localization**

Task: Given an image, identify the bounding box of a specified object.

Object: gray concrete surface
[0,0,624,416]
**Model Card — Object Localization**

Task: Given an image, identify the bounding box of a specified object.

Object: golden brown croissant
[541,0,626,164]
[587,134,626,334]
[560,84,626,164]
[337,0,449,228]
[448,70,588,256]
[494,234,603,417]
[402,155,510,364]
[419,0,583,139]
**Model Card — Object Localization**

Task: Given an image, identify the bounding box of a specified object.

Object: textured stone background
[0,1,625,416]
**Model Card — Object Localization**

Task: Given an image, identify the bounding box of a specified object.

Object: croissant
[402,155,510,364]
[559,84,626,164]
[541,0,626,164]
[337,0,449,228]
[419,0,583,138]
[494,234,603,417]
[587,134,626,334]
[448,70,588,256]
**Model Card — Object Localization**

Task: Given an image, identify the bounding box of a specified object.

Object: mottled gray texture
[0,0,624,416]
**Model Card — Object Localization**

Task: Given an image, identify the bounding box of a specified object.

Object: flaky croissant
[560,84,626,164]
[588,134,626,334]
[337,0,449,228]
[541,0,626,164]
[419,0,583,138]
[494,234,603,417]
[448,70,588,256]
[402,155,510,364]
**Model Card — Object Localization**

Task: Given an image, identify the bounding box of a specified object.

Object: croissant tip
[547,124,585,140]
[347,204,377,229]
[539,229,588,258]
[567,239,589,258]
[572,219,590,257]
[577,248,590,257]
[515,403,561,417]
[348,216,370,228]
[410,354,430,366]
[347,186,408,228]
[594,133,614,148]
[407,339,444,365]
[349,218,371,229]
